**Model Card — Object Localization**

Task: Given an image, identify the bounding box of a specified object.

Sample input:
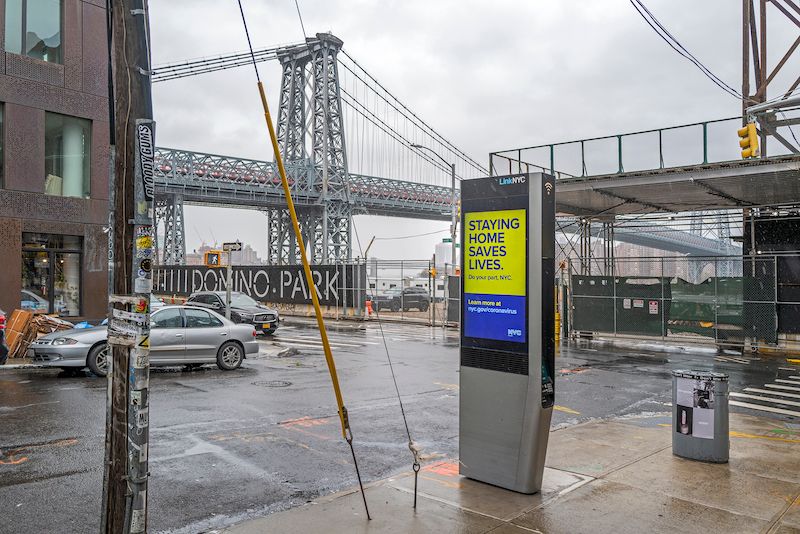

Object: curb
[0,363,48,370]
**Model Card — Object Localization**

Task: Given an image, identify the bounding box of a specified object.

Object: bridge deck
[555,155,800,216]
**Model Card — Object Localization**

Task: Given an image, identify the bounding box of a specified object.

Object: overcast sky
[148,0,799,261]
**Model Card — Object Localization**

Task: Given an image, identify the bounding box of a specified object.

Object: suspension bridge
[151,32,748,266]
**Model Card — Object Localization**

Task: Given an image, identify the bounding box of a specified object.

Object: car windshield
[230,293,258,307]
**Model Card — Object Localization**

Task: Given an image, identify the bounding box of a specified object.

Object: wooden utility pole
[103,1,155,532]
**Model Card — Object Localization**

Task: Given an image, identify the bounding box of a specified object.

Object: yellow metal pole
[257,82,350,438]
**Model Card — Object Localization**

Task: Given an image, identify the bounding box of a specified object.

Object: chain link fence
[357,259,447,325]
[566,255,796,350]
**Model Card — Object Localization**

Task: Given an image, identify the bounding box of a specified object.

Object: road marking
[275,339,357,349]
[423,460,459,477]
[786,376,800,381]
[729,400,800,417]
[714,355,750,364]
[729,431,800,444]
[554,405,581,415]
[787,359,800,364]
[730,392,800,408]
[765,384,800,392]
[0,454,28,465]
[275,335,375,347]
[775,379,800,387]
[744,387,800,399]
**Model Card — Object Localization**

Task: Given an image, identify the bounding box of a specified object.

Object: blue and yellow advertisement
[463,209,526,343]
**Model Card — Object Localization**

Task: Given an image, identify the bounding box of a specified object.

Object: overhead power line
[373,228,450,240]
[628,0,742,100]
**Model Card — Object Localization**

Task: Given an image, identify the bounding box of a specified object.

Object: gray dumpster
[672,370,729,463]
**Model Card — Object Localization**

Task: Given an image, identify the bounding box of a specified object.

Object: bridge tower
[154,193,186,265]
[269,33,352,265]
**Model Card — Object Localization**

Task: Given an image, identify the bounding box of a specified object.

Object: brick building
[0,0,109,320]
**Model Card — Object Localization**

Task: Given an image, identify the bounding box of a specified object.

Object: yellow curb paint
[729,430,800,444]
[554,405,581,415]
[788,359,800,364]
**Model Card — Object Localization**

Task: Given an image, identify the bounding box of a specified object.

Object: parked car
[21,290,68,314]
[371,287,430,312]
[186,291,279,335]
[31,305,259,376]
[150,294,166,311]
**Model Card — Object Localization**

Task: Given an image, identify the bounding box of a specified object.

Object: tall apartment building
[0,0,109,319]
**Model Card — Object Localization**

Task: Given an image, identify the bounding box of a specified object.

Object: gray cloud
[149,0,798,260]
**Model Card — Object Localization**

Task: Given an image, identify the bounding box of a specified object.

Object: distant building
[231,243,263,265]
[433,238,459,272]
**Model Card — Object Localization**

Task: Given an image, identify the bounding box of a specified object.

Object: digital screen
[463,209,526,343]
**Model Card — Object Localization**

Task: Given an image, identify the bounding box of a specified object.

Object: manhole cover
[253,380,292,388]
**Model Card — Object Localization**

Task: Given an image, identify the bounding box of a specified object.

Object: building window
[4,0,63,64]
[21,233,82,317]
[45,113,91,198]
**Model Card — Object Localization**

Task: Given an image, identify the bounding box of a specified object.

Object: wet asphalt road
[0,320,795,533]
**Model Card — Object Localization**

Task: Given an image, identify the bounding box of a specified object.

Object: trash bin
[672,370,729,463]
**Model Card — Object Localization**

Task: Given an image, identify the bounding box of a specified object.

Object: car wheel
[87,343,110,377]
[391,302,400,312]
[216,341,243,371]
[420,301,429,312]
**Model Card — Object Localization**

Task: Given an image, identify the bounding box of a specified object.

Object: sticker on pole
[135,120,155,203]
[108,320,137,346]
[135,407,149,429]
[113,308,147,324]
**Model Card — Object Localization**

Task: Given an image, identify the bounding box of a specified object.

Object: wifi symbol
[544,182,553,195]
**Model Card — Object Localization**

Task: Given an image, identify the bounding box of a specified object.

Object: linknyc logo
[498,175,526,186]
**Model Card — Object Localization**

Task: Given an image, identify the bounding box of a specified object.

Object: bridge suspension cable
[151,44,300,83]
[150,37,487,189]
[338,51,487,174]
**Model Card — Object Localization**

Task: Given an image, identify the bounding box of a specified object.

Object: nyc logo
[498,176,526,186]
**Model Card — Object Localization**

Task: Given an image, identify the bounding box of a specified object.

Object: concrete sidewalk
[219,412,800,534]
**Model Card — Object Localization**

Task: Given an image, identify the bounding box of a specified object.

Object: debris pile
[5,310,74,360]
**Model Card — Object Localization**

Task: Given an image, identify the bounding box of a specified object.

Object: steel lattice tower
[269,32,352,265]
[154,193,186,265]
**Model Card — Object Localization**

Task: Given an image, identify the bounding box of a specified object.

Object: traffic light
[429,267,437,278]
[738,123,759,159]
[204,250,223,268]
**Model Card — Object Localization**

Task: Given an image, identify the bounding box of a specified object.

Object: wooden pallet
[6,310,34,358]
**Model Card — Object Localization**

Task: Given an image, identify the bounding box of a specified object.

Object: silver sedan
[32,306,259,376]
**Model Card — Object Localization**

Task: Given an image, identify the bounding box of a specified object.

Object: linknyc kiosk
[459,172,555,494]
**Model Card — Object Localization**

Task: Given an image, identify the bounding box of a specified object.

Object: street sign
[222,241,242,252]
[204,250,223,268]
